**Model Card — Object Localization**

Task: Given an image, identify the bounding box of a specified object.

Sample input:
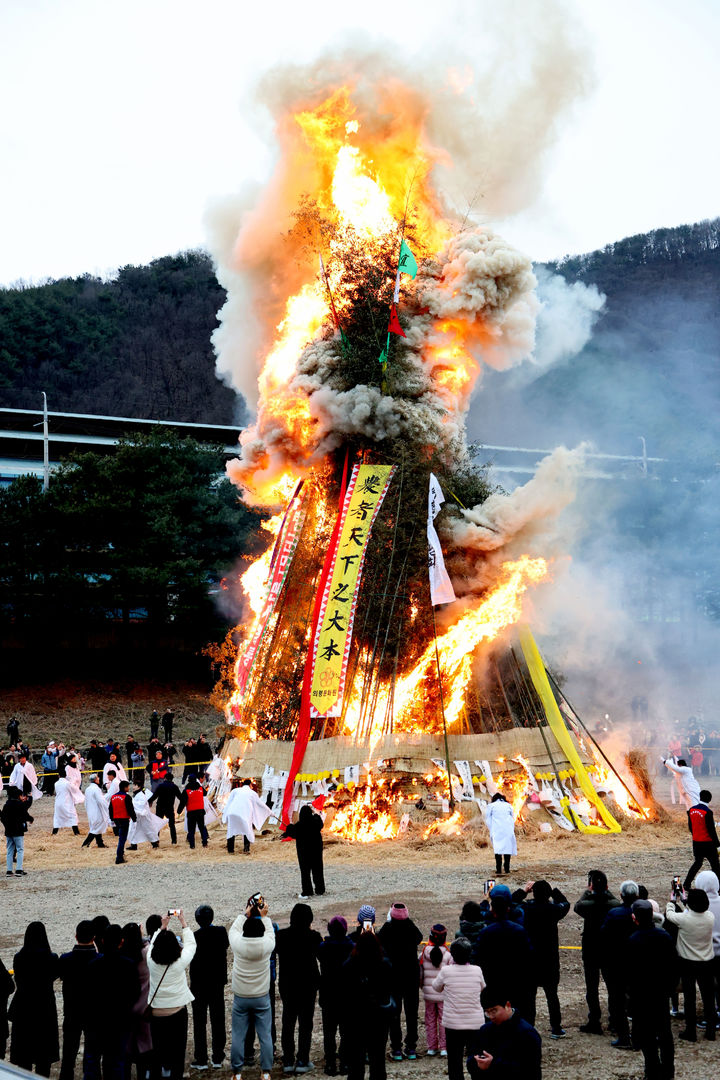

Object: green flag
[378,332,390,365]
[398,239,418,279]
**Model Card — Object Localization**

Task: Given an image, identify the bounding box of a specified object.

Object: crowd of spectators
[0,870,719,1080]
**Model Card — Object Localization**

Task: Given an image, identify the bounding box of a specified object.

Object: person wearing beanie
[482,793,517,876]
[275,903,323,1074]
[665,887,717,1041]
[419,925,451,1057]
[626,899,677,1080]
[229,897,276,1080]
[319,917,353,1075]
[471,889,534,1024]
[684,790,720,889]
[511,879,569,1039]
[349,906,376,945]
[189,905,230,1069]
[432,938,485,1080]
[377,903,423,1060]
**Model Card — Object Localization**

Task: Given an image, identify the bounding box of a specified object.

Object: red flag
[311,794,327,811]
[387,304,406,337]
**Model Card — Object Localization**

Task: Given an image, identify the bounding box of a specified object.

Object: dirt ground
[0,772,718,1080]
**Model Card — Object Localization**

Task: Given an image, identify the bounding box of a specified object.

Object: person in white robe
[128,782,165,848]
[9,754,43,801]
[222,779,272,854]
[103,759,127,787]
[482,792,517,876]
[65,757,86,806]
[82,774,110,848]
[53,777,80,833]
[663,757,701,809]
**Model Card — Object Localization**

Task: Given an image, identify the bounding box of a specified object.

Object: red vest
[186,788,204,812]
[689,804,713,842]
[152,761,168,780]
[111,791,130,819]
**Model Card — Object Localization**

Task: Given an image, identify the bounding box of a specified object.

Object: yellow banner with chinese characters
[309,464,395,718]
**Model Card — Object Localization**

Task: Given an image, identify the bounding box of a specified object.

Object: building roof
[0,407,243,484]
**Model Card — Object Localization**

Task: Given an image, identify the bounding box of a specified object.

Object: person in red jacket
[109,781,137,865]
[180,777,209,849]
[684,790,720,889]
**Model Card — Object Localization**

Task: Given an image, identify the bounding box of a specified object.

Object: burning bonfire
[208,71,653,840]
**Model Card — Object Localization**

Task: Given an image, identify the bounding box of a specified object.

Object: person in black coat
[511,879,569,1037]
[342,931,393,1080]
[87,741,108,773]
[275,903,323,1072]
[318,917,353,1074]
[1,786,33,876]
[574,869,621,1034]
[189,905,230,1069]
[285,804,325,898]
[58,920,97,1080]
[377,903,423,1060]
[147,775,183,844]
[0,955,14,1060]
[9,921,60,1076]
[467,986,541,1080]
[83,924,141,1080]
[599,880,640,1049]
[627,900,677,1080]
[472,889,535,1023]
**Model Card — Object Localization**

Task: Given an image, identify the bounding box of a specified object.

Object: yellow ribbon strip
[518,625,621,835]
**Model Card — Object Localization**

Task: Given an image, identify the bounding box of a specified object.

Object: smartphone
[485,879,496,894]
[363,921,373,932]
[167,908,180,916]
[671,876,683,898]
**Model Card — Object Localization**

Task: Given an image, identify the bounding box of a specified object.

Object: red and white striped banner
[235,483,307,699]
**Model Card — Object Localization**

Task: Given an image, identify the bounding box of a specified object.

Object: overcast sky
[1,0,718,285]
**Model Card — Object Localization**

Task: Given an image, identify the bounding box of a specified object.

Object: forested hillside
[0,251,239,423]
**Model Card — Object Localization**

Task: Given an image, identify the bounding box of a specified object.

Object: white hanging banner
[344,764,361,786]
[453,759,475,800]
[427,473,457,606]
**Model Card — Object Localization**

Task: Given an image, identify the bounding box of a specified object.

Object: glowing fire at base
[328,774,398,842]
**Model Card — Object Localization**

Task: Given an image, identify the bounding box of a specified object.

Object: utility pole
[42,391,49,492]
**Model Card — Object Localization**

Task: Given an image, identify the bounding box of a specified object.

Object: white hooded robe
[482,799,517,855]
[222,785,272,843]
[65,764,85,805]
[9,760,43,800]
[84,782,110,834]
[128,789,166,845]
[53,777,79,828]
[103,761,127,786]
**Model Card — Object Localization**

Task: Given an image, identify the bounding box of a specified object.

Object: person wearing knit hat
[419,925,450,1057]
[377,903,423,1060]
[318,918,353,1075]
[349,906,376,944]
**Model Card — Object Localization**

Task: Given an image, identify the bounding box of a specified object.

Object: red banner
[235,482,306,699]
[281,453,350,827]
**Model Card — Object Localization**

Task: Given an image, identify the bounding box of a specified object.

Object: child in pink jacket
[419,924,451,1055]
